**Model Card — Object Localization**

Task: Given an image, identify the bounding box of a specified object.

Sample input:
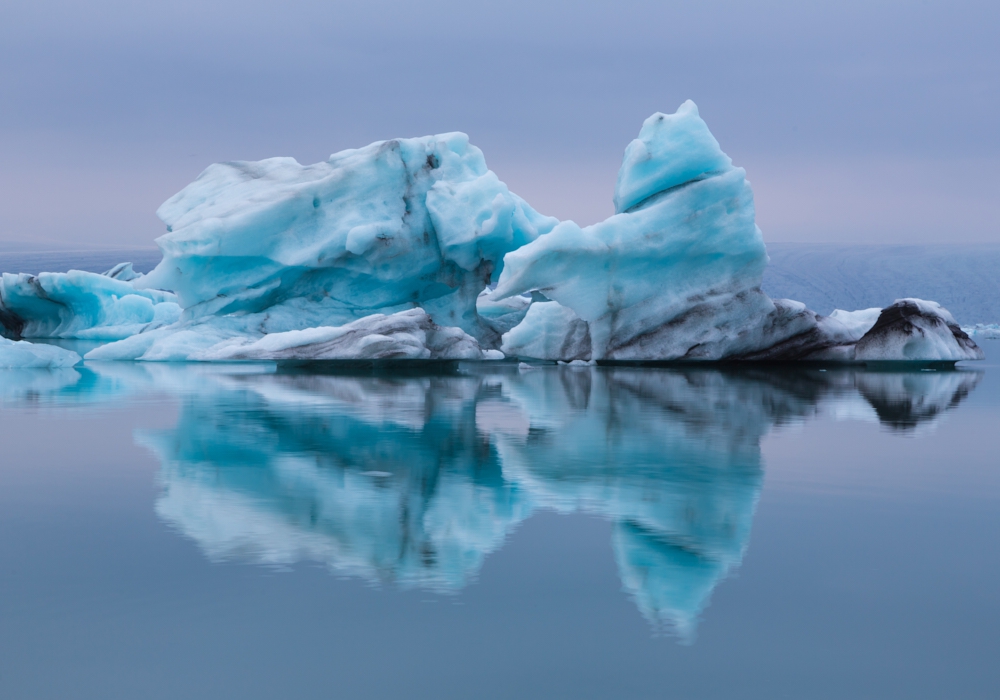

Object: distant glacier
[763,243,1000,325]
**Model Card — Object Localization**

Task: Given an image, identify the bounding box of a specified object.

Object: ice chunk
[854,299,985,362]
[0,336,81,368]
[727,302,876,362]
[500,301,591,361]
[492,101,982,364]
[0,270,180,340]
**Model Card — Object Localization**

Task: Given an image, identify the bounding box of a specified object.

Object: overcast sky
[2,0,998,249]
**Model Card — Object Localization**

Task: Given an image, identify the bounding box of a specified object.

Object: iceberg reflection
[0,362,981,637]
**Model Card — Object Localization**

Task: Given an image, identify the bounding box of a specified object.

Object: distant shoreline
[0,249,163,276]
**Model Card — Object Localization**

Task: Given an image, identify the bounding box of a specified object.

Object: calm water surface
[1,347,998,699]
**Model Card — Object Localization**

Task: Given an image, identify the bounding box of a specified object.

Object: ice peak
[614,100,733,213]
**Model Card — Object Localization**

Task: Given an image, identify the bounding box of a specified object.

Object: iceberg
[0,102,983,365]
[852,299,983,362]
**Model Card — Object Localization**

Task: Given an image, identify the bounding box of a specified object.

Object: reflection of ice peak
[614,521,736,642]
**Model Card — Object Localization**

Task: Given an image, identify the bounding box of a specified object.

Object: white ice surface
[827,307,882,339]
[0,336,81,368]
[87,309,498,362]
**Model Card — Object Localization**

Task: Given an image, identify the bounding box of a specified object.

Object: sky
[2,0,998,250]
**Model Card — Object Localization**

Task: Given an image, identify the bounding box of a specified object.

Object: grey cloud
[2,0,998,246]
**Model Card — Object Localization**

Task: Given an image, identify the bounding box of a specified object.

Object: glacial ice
[84,308,500,361]
[0,101,984,365]
[0,336,81,368]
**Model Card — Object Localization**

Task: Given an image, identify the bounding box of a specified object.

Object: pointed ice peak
[613,100,733,214]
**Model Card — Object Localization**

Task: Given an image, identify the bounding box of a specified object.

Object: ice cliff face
[0,102,983,364]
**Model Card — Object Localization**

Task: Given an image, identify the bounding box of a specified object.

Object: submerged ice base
[0,102,984,365]
[0,336,80,368]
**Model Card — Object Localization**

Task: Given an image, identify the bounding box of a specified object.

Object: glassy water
[1,349,998,699]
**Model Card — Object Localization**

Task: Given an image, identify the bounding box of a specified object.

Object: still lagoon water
[1,346,998,698]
